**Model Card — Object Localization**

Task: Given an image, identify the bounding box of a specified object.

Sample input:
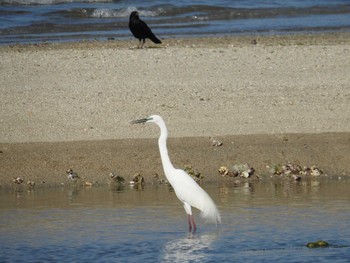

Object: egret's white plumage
[132,115,221,231]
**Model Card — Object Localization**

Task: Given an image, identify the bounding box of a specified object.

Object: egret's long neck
[157,120,175,175]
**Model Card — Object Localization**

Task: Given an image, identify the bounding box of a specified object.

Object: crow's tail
[149,33,162,44]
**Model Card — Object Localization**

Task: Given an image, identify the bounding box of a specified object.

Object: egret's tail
[200,195,221,225]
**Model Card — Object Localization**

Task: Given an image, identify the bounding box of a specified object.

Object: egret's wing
[170,169,221,224]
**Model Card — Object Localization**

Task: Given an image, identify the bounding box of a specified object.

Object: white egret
[131,115,221,232]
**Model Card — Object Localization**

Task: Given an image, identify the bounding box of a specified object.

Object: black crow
[129,11,162,48]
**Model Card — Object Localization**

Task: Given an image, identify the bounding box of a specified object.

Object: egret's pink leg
[191,215,197,232]
[187,215,197,233]
[187,214,192,232]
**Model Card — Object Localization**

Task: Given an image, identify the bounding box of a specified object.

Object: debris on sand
[13,177,24,185]
[66,169,80,181]
[27,181,35,187]
[110,172,125,184]
[210,137,223,147]
[184,165,204,182]
[218,164,259,179]
[130,173,144,186]
[268,162,324,180]
[152,173,167,184]
[83,181,94,187]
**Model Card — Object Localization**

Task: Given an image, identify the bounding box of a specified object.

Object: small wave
[91,8,122,18]
[192,15,209,21]
[63,6,162,19]
[90,7,162,18]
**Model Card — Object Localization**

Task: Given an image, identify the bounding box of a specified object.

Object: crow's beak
[131,118,149,124]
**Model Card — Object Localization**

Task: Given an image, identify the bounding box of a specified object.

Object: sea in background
[1,0,350,45]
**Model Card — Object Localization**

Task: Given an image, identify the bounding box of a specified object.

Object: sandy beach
[1,33,350,186]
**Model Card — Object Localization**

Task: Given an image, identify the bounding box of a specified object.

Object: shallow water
[1,178,350,262]
[1,0,350,45]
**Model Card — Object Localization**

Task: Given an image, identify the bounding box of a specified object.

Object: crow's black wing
[139,19,162,44]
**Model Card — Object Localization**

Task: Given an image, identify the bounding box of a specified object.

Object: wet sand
[1,132,350,187]
[1,33,350,186]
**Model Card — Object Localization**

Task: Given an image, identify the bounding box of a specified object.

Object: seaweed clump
[306,240,329,248]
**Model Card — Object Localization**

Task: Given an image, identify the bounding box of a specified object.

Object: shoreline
[1,33,350,186]
[2,32,350,50]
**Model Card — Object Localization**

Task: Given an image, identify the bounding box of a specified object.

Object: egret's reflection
[162,232,219,262]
